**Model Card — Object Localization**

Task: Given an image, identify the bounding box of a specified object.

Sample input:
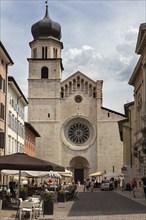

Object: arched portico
[68,156,89,184]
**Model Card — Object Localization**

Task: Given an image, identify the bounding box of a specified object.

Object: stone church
[27,5,125,183]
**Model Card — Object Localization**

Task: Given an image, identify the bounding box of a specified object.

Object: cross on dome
[45,0,48,7]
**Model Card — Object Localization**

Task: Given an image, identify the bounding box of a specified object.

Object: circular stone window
[68,122,90,144]
[61,116,96,150]
[74,95,82,103]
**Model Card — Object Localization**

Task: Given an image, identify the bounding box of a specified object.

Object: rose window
[68,122,90,144]
[74,95,82,103]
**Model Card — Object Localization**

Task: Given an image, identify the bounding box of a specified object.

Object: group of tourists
[82,176,146,199]
[83,178,98,192]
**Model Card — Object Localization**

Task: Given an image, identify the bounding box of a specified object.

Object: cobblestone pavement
[1,186,146,220]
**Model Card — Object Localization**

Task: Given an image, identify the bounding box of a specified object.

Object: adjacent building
[0,42,41,159]
[6,76,28,154]
[27,5,125,183]
[128,23,146,181]
[118,102,135,184]
[24,122,40,156]
[0,42,14,156]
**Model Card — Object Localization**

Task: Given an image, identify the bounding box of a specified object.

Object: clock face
[68,122,90,144]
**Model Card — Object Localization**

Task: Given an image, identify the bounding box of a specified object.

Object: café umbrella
[0,153,65,199]
[0,153,65,171]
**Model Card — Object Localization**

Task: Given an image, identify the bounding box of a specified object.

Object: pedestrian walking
[86,179,90,191]
[131,177,137,198]
[90,179,94,192]
[117,177,121,189]
[83,179,86,192]
[141,177,146,198]
[121,178,124,192]
[77,180,81,188]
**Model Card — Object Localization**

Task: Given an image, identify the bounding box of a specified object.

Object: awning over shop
[89,171,103,177]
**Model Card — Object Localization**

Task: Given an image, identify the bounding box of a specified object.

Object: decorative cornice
[135,23,146,55]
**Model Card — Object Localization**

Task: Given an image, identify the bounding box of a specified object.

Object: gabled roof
[135,23,146,54]
[61,71,96,86]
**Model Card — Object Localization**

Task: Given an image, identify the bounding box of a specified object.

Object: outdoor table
[25,197,40,206]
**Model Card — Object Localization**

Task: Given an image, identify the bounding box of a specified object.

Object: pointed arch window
[77,76,80,88]
[41,66,49,79]
[89,84,92,97]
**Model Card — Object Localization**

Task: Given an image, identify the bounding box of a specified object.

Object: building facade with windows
[118,102,135,184]
[24,122,40,156]
[6,76,28,154]
[129,23,146,181]
[0,42,13,156]
[27,5,125,183]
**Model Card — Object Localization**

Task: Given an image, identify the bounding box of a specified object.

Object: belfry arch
[69,156,89,184]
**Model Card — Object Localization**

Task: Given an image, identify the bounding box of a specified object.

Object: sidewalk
[115,188,146,206]
[1,186,146,220]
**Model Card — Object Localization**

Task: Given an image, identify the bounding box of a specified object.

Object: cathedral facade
[28,5,125,183]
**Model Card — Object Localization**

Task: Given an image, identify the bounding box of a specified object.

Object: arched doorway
[69,156,89,184]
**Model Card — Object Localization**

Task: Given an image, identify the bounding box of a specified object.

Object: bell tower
[27,3,64,161]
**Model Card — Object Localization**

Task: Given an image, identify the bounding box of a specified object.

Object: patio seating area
[0,181,79,220]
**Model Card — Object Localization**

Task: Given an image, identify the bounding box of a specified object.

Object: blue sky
[1,0,146,113]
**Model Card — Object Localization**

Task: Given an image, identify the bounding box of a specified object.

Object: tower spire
[44,0,49,18]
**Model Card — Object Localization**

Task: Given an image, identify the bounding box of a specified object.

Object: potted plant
[40,191,55,215]
[57,189,66,202]
[20,187,28,200]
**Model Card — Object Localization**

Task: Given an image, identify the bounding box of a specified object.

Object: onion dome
[31,5,61,40]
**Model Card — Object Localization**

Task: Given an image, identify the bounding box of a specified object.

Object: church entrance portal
[74,169,84,184]
[69,156,89,184]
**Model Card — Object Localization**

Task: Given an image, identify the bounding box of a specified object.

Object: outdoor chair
[19,201,34,220]
[33,200,44,218]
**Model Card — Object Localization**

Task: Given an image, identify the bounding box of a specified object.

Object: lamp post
[16,96,22,152]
